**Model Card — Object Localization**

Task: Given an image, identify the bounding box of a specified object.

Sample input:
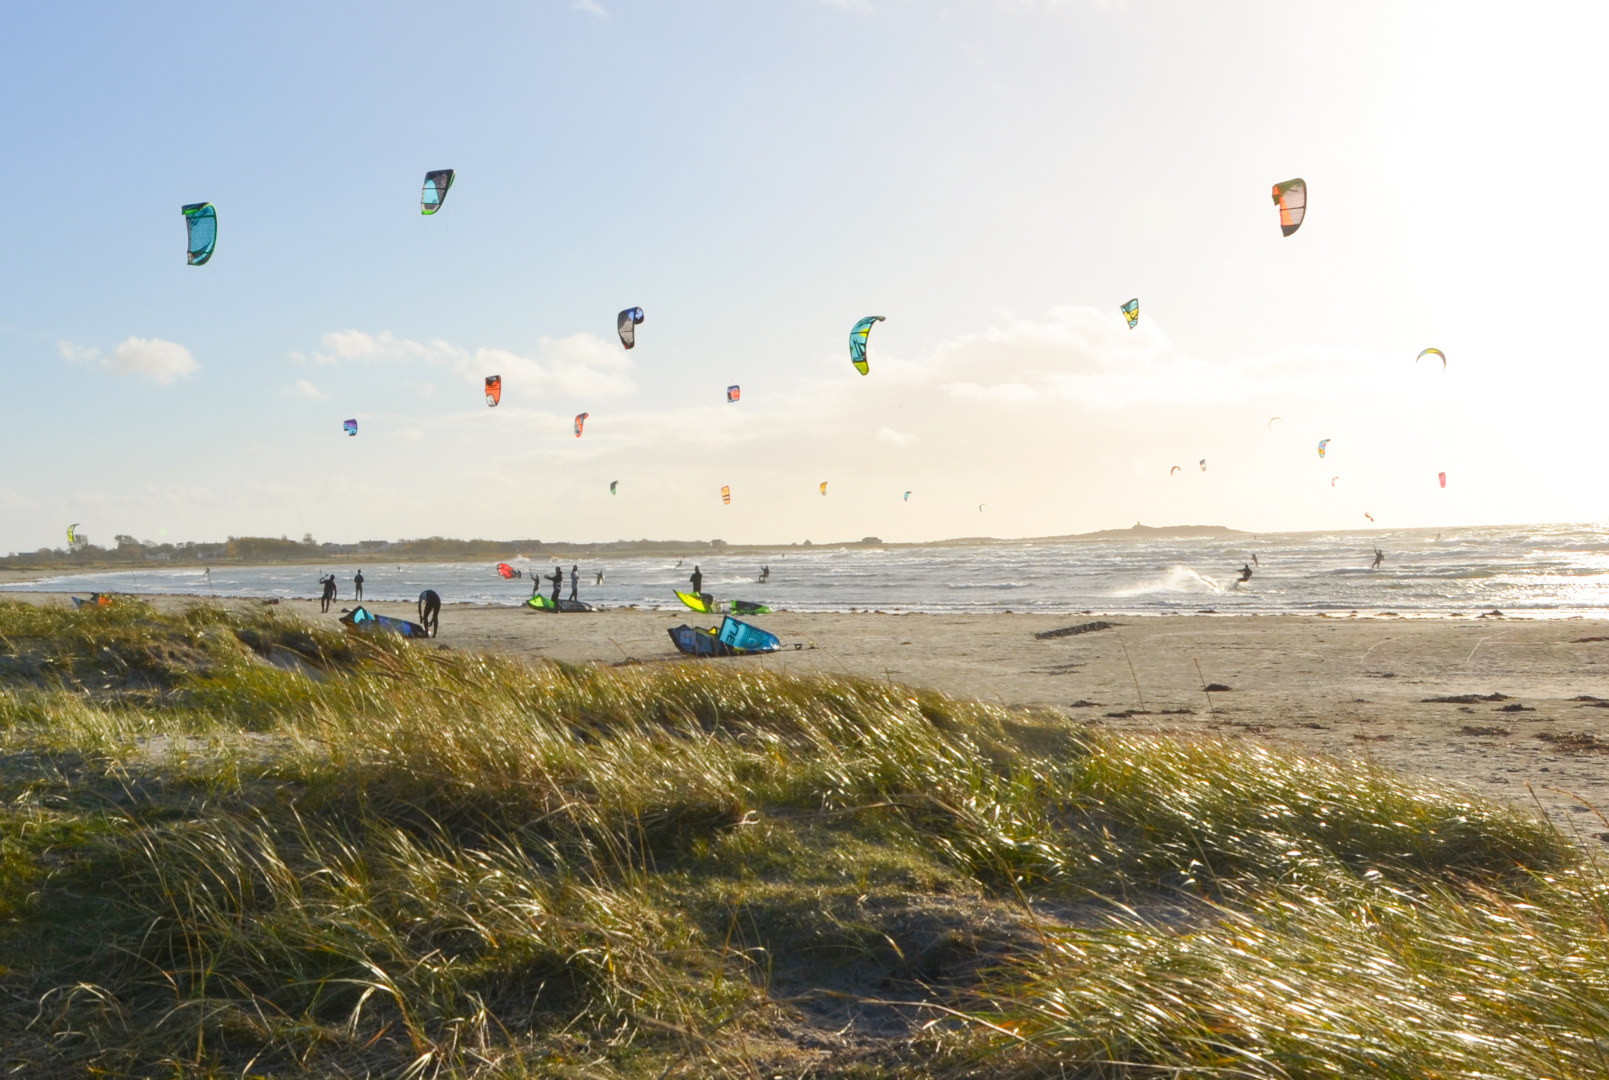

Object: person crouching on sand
[418,589,440,637]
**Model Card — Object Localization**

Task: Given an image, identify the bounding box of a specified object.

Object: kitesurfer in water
[1252,554,1259,567]
[354,569,364,601]
[1237,564,1253,583]
[1372,548,1386,570]
[569,565,579,602]
[690,565,703,599]
[595,570,605,586]
[418,589,441,638]
[758,565,770,583]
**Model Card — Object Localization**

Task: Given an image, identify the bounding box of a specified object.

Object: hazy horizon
[5,2,1605,553]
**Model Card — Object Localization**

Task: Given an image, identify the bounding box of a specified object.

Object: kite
[421,169,455,215]
[978,503,985,512]
[1170,465,1181,475]
[1199,459,1207,471]
[1365,512,1375,522]
[727,385,740,403]
[617,307,645,349]
[849,316,884,375]
[610,480,618,495]
[1438,471,1447,488]
[343,419,358,437]
[1331,476,1339,487]
[181,203,217,266]
[485,375,502,407]
[721,485,731,505]
[66,523,80,546]
[1268,416,1281,430]
[1318,439,1330,458]
[1120,298,1139,329]
[1271,178,1307,236]
[574,412,588,437]
[1417,348,1447,370]
[819,481,828,496]
[903,491,911,501]
[496,563,518,580]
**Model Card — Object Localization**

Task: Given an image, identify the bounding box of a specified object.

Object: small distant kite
[1417,348,1447,370]
[1199,459,1207,472]
[727,385,740,403]
[181,203,217,265]
[343,419,358,437]
[978,503,986,512]
[1331,476,1339,487]
[1267,416,1281,430]
[1317,439,1330,459]
[618,307,644,349]
[1120,298,1139,329]
[610,480,618,495]
[850,316,884,375]
[903,491,911,501]
[721,485,731,505]
[1365,512,1375,522]
[421,169,455,215]
[485,375,502,407]
[1170,465,1181,475]
[574,412,589,437]
[1438,471,1447,488]
[496,563,518,579]
[67,523,81,546]
[819,481,828,496]
[1272,178,1307,236]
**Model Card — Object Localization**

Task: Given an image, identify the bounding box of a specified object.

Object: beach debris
[1461,725,1511,737]
[1204,683,1231,692]
[181,202,217,265]
[617,307,644,349]
[1067,699,1102,708]
[1423,693,1509,704]
[420,169,455,214]
[1120,298,1139,328]
[849,315,884,375]
[1272,177,1306,236]
[1417,347,1447,370]
[343,418,358,437]
[1535,731,1609,753]
[1496,703,1534,712]
[1034,620,1115,640]
[485,375,501,406]
[574,411,588,437]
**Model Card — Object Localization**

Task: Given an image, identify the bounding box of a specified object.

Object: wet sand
[12,592,1609,835]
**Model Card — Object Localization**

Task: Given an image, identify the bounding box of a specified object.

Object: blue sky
[3,1,1605,552]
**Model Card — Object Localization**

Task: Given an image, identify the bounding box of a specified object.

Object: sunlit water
[7,523,1609,617]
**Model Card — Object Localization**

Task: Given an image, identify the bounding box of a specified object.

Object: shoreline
[6,589,1608,833]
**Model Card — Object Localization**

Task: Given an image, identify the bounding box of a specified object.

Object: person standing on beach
[690,565,703,598]
[548,565,563,603]
[354,569,364,601]
[1372,547,1386,569]
[319,574,337,613]
[569,565,580,602]
[418,589,441,637]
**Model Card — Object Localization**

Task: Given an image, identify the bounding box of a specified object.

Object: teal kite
[1121,298,1139,329]
[421,170,455,215]
[181,203,216,265]
[850,316,884,375]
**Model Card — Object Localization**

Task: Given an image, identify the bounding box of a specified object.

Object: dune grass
[0,597,1603,1078]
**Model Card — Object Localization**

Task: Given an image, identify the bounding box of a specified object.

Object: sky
[3,0,1605,553]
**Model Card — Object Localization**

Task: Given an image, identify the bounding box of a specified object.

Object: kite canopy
[819,481,828,496]
[726,385,740,403]
[343,419,358,437]
[1199,459,1207,471]
[181,203,216,265]
[1271,178,1306,236]
[849,316,884,375]
[1438,471,1447,488]
[1318,439,1330,459]
[1170,465,1181,475]
[1365,512,1375,522]
[574,412,588,437]
[1120,298,1139,329]
[66,523,80,546]
[421,170,455,215]
[485,375,502,407]
[617,307,645,349]
[903,491,911,501]
[1417,348,1447,369]
[609,480,618,495]
[721,485,731,505]
[496,563,517,579]
[1331,476,1339,486]
[1267,416,1281,430]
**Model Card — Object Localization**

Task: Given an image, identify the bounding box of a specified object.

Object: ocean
[7,522,1609,618]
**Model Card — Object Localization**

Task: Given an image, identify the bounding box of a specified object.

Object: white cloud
[293,329,635,399]
[60,337,198,383]
[571,0,607,15]
[877,426,919,445]
[293,379,327,400]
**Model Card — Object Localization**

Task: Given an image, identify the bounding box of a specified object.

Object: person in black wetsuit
[319,574,336,613]
[569,565,579,602]
[1237,563,1253,583]
[689,565,703,599]
[418,589,440,637]
[595,569,605,586]
[758,565,770,583]
[353,569,364,601]
[1372,547,1386,569]
[547,565,563,603]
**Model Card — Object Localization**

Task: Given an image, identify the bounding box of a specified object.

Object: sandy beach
[12,590,1608,834]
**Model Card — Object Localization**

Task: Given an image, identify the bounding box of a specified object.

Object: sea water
[7,522,1608,617]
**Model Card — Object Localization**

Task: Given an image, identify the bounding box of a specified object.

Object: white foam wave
[1108,565,1226,597]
